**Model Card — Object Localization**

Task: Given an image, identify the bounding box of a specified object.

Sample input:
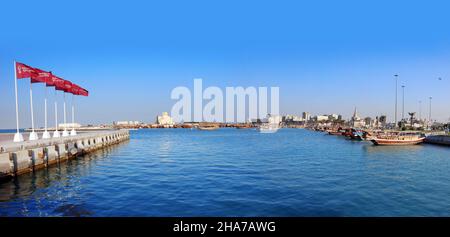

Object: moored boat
[257,123,279,133]
[349,129,369,141]
[342,128,354,138]
[258,114,281,133]
[327,127,345,135]
[328,131,343,135]
[370,132,425,145]
[198,126,219,131]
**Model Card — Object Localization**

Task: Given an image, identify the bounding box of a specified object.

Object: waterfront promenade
[0,130,129,180]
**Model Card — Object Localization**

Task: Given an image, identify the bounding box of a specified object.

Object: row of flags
[16,62,89,96]
[12,61,89,142]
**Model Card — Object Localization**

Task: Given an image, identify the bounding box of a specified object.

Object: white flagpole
[70,93,77,136]
[29,82,38,140]
[42,86,51,139]
[62,92,69,137]
[53,90,60,137]
[13,60,24,142]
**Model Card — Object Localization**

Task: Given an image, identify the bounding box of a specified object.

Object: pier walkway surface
[0,130,129,180]
[0,131,95,146]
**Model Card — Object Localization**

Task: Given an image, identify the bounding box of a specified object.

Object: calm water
[1,128,450,217]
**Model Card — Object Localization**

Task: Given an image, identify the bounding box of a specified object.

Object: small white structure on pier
[59,123,82,129]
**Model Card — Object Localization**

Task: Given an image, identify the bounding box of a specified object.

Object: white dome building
[156,112,174,126]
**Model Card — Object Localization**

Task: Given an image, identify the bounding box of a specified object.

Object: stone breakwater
[0,130,129,180]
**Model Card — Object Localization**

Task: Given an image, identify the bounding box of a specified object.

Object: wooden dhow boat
[328,131,343,135]
[327,127,345,135]
[370,132,425,146]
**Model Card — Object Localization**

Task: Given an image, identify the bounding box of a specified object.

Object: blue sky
[0,0,449,128]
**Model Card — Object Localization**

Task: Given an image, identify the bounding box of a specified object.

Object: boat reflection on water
[362,142,424,155]
[257,123,280,133]
[258,114,281,133]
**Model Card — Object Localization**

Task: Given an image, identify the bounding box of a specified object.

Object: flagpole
[42,86,51,139]
[53,90,60,137]
[70,93,77,136]
[62,92,69,137]
[13,61,24,142]
[29,82,38,140]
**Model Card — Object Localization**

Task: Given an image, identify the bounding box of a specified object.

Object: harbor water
[1,128,450,216]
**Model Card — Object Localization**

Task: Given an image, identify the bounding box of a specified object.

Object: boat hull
[371,137,425,146]
[198,127,219,131]
[328,131,343,136]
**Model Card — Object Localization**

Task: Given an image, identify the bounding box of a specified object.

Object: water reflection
[157,132,175,162]
[362,143,423,155]
[0,142,126,206]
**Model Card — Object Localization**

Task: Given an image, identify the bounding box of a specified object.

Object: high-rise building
[302,112,311,121]
[364,117,372,127]
[316,115,329,122]
[379,115,387,126]
[329,114,339,120]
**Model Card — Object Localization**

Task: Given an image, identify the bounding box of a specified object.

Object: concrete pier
[0,130,129,180]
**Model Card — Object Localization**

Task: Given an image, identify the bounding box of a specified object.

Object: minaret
[352,107,362,128]
[352,107,359,121]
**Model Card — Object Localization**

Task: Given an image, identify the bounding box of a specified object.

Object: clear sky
[0,0,449,128]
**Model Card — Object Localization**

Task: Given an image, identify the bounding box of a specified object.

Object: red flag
[71,84,81,95]
[72,84,89,96]
[31,68,52,84]
[45,72,56,87]
[63,80,73,93]
[16,62,37,79]
[79,88,89,96]
[53,76,66,91]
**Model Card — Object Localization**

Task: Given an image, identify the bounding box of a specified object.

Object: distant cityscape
[102,109,449,131]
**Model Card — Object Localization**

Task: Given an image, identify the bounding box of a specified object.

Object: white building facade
[156,112,174,125]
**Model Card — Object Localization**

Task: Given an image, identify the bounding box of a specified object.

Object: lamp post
[401,85,405,120]
[394,75,398,128]
[429,96,432,129]
[418,100,422,121]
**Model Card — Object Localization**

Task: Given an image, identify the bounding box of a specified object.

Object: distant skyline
[1,0,449,128]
